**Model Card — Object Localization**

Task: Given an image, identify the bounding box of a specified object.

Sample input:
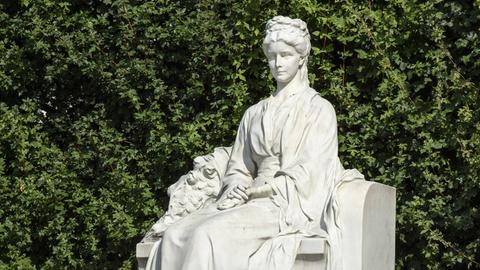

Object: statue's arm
[220,108,256,193]
[217,108,256,209]
[274,97,338,193]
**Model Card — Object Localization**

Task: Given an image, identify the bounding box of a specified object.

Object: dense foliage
[0,0,479,269]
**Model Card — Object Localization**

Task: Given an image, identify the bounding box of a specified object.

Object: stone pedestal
[137,242,154,270]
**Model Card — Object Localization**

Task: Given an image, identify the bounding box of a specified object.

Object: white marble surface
[137,180,396,270]
[137,237,327,270]
[337,181,396,270]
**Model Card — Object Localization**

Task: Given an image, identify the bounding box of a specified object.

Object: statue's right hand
[226,184,249,201]
[216,183,250,210]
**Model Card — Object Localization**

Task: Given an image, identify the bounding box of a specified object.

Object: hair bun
[265,16,310,40]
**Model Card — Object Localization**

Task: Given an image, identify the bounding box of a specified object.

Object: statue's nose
[275,55,283,68]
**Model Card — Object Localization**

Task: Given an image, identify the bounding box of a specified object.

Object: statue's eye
[279,51,295,57]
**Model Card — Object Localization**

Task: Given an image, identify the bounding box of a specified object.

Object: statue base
[137,238,327,270]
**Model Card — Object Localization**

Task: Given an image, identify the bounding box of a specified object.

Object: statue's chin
[273,77,291,84]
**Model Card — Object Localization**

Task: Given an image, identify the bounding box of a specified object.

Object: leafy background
[1,0,479,269]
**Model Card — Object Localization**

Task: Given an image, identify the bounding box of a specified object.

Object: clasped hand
[227,184,250,201]
[217,182,274,210]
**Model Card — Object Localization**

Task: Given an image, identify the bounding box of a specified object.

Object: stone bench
[137,180,395,270]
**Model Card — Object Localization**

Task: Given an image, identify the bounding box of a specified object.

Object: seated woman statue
[156,16,361,270]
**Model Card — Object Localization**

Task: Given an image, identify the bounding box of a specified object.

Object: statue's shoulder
[243,98,267,116]
[305,88,336,114]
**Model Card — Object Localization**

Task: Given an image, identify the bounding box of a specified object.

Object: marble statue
[138,16,396,270]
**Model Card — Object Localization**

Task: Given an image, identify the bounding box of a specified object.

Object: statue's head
[188,147,231,186]
[262,16,311,84]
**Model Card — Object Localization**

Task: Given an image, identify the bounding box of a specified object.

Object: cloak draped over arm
[221,108,256,193]
[274,94,340,227]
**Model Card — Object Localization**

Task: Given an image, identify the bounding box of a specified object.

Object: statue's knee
[163,226,181,245]
[191,223,213,240]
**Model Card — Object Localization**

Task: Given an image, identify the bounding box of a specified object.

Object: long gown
[158,86,349,270]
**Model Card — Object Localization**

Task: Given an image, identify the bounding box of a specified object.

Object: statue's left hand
[217,197,245,210]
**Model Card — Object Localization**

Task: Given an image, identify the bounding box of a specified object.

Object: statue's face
[187,155,217,185]
[265,40,303,83]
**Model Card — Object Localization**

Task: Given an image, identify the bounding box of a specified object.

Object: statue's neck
[272,71,307,101]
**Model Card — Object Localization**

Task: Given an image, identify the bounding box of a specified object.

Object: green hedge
[1,0,479,269]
